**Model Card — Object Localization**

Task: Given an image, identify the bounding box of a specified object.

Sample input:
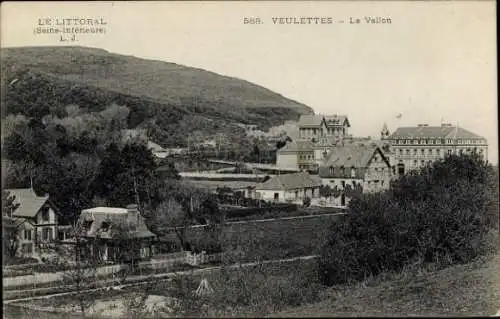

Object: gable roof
[255,172,322,190]
[389,125,484,140]
[78,206,155,239]
[298,114,349,128]
[4,188,52,218]
[322,145,384,168]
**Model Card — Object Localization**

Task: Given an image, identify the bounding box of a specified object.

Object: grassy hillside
[1,46,313,147]
[271,253,500,317]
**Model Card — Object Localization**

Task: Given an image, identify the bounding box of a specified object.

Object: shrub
[319,154,499,286]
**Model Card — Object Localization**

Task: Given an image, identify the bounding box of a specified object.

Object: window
[351,167,356,178]
[399,149,403,155]
[24,230,32,240]
[406,149,410,155]
[83,220,93,229]
[274,193,279,200]
[413,160,417,165]
[413,149,417,155]
[341,181,346,188]
[22,243,33,254]
[42,228,53,241]
[420,149,425,155]
[421,160,425,165]
[448,149,453,155]
[428,149,432,155]
[41,207,50,222]
[101,221,111,231]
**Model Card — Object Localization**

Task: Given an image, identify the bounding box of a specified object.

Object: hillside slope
[1,46,313,147]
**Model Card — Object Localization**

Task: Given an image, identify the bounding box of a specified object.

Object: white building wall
[276,153,298,170]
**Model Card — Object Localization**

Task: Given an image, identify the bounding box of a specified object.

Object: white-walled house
[254,172,322,203]
[4,188,61,256]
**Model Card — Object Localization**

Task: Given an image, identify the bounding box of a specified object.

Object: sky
[1,1,498,163]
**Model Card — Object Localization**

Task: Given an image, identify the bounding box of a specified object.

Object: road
[4,255,318,304]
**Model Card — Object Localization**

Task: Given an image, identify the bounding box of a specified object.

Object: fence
[3,251,224,288]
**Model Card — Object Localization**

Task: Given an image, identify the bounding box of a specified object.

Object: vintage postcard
[1,1,498,318]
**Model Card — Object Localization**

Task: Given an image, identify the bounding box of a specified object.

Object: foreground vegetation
[319,154,499,286]
[274,253,500,317]
[8,251,499,318]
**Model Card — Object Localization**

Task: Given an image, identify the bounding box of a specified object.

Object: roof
[2,216,33,229]
[78,206,155,239]
[322,145,380,168]
[298,115,349,128]
[389,125,484,139]
[5,188,51,218]
[278,140,314,153]
[255,172,322,190]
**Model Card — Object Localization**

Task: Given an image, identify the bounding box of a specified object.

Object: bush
[319,154,499,286]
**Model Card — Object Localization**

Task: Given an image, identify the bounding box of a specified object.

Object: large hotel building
[384,123,488,175]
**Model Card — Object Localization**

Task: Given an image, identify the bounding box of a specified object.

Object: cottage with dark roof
[254,172,322,202]
[318,145,392,204]
[387,123,488,175]
[4,188,61,256]
[76,204,156,262]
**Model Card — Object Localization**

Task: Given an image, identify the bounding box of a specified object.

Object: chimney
[126,204,139,227]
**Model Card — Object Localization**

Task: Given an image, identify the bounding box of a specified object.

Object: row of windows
[299,154,314,160]
[397,148,483,156]
[328,179,385,187]
[395,139,485,145]
[23,228,53,241]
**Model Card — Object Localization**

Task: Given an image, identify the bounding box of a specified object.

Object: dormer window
[329,166,334,175]
[101,221,111,231]
[83,220,93,230]
[351,167,356,178]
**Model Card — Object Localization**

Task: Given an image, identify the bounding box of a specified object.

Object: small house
[254,172,322,203]
[76,205,156,263]
[4,188,61,256]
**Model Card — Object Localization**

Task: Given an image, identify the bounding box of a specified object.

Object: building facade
[4,188,61,256]
[386,124,488,175]
[297,114,350,142]
[318,145,393,194]
[77,205,156,263]
[254,172,322,203]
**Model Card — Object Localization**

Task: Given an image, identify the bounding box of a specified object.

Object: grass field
[161,214,344,262]
[271,253,500,317]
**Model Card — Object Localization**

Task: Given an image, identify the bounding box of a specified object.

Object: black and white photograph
[1,1,498,318]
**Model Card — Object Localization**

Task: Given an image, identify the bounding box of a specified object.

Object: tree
[319,185,332,198]
[148,182,221,252]
[59,225,99,314]
[319,153,498,286]
[302,196,311,208]
[2,190,22,258]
